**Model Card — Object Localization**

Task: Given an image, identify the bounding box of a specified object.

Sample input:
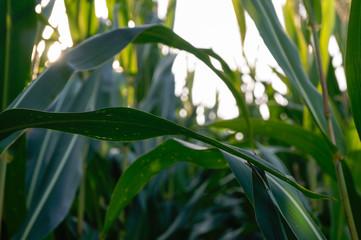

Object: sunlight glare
[128,20,135,28]
[260,103,270,120]
[329,36,347,91]
[157,0,169,20]
[254,82,265,99]
[112,60,124,73]
[35,4,42,14]
[94,0,109,19]
[37,40,46,56]
[274,93,288,106]
[42,25,54,39]
[48,42,62,62]
[41,0,50,7]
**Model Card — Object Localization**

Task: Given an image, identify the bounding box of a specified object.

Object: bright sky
[169,0,287,122]
[36,0,346,123]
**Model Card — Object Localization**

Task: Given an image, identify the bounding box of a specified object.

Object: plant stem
[311,23,359,240]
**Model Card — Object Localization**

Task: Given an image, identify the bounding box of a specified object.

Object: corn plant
[1,0,360,239]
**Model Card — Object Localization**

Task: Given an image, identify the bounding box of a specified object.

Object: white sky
[170,0,287,121]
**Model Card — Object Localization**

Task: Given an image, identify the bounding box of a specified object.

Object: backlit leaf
[0,107,334,201]
[345,0,361,140]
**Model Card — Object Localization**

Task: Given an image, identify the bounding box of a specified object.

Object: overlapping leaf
[0,107,335,201]
[345,0,361,140]
[240,0,346,154]
[223,150,326,240]
[102,138,227,235]
[209,118,336,179]
[0,24,249,156]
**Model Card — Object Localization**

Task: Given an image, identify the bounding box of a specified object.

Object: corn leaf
[102,138,227,235]
[0,107,334,201]
[1,24,249,155]
[240,0,346,154]
[345,0,361,140]
[209,118,336,179]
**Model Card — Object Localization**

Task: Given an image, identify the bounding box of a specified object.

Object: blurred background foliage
[1,0,360,239]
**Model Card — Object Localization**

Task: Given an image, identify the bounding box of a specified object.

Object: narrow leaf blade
[0,107,334,200]
[102,138,227,235]
[345,0,361,140]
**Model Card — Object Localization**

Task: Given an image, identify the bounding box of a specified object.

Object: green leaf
[341,161,361,238]
[0,0,37,110]
[223,150,327,239]
[303,0,322,25]
[3,136,27,238]
[102,138,227,235]
[1,24,250,154]
[232,0,247,46]
[252,167,287,240]
[283,1,308,70]
[319,0,335,72]
[0,107,334,201]
[240,0,346,154]
[258,147,326,240]
[209,118,336,179]
[345,0,361,140]
[14,66,104,240]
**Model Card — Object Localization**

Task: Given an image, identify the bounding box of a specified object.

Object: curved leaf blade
[223,151,327,240]
[252,167,287,240]
[102,138,227,235]
[345,0,361,140]
[1,24,251,155]
[240,0,346,154]
[209,118,336,179]
[0,107,334,201]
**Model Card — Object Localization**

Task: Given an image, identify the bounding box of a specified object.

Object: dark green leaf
[3,136,27,238]
[303,0,322,25]
[0,0,37,109]
[252,167,287,240]
[0,107,334,201]
[209,118,336,179]
[14,67,104,240]
[102,138,227,235]
[223,151,327,239]
[341,161,361,238]
[345,0,361,140]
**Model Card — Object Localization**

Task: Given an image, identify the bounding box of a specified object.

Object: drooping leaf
[209,118,336,179]
[0,24,250,155]
[252,167,287,240]
[0,107,334,201]
[223,151,327,240]
[14,66,105,240]
[258,147,326,240]
[345,0,361,140]
[240,0,346,154]
[102,138,227,235]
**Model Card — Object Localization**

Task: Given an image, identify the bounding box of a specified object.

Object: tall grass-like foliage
[1,0,360,239]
